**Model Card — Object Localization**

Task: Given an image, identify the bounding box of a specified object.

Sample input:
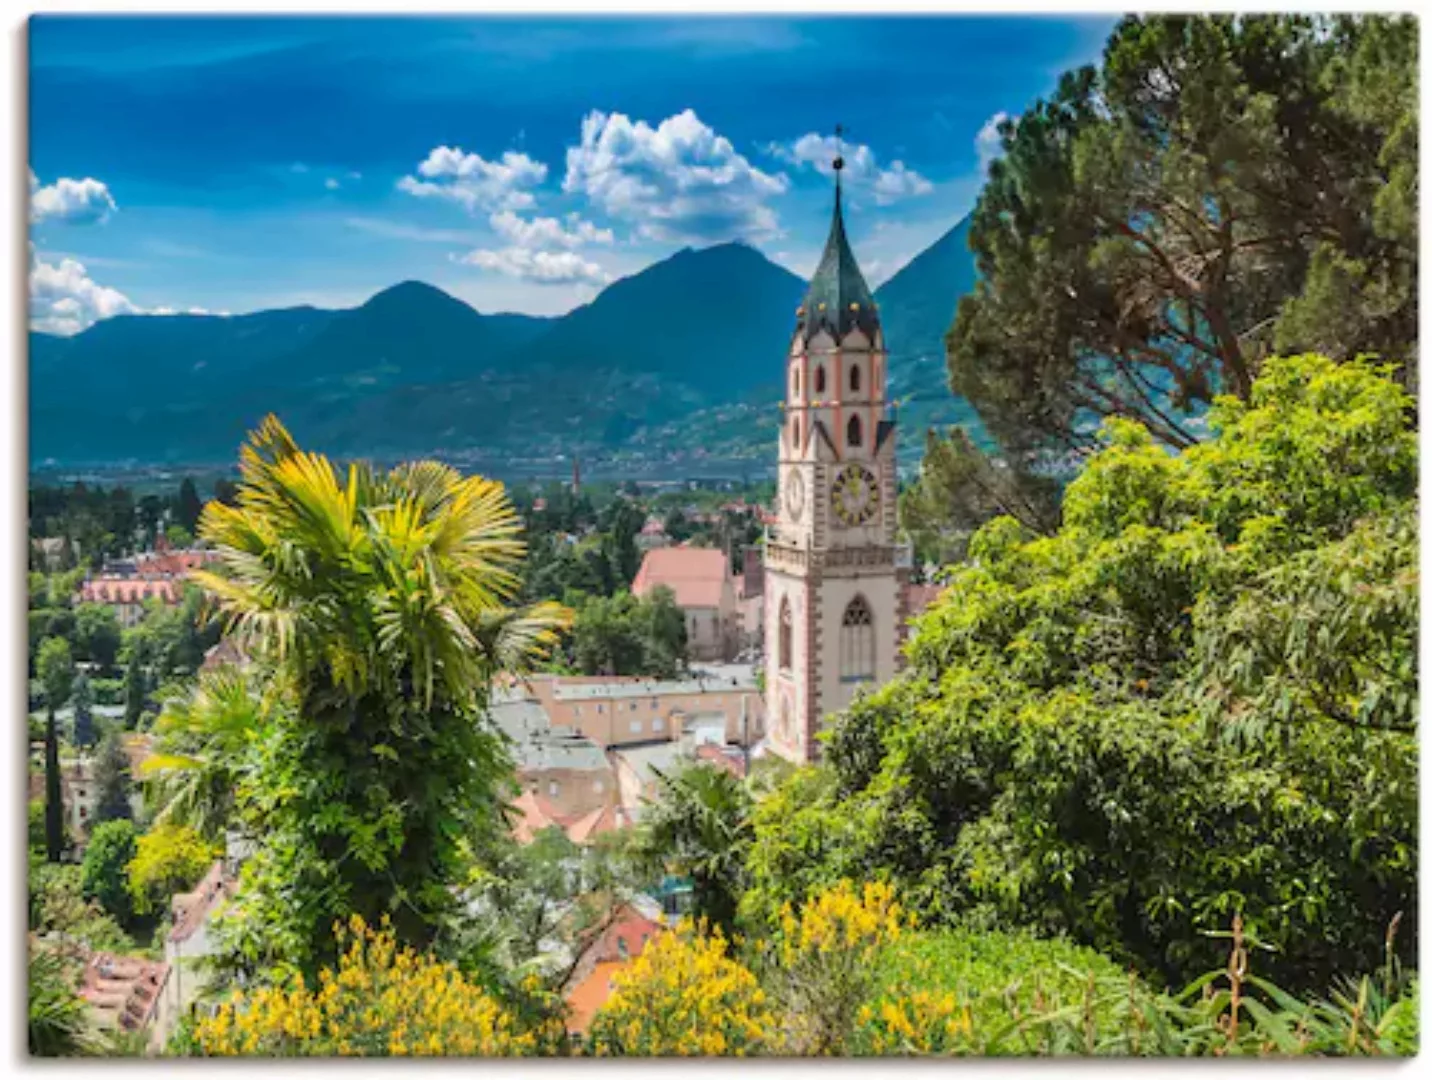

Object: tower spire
[794,122,878,345]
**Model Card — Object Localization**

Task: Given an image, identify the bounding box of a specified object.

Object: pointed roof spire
[795,124,879,345]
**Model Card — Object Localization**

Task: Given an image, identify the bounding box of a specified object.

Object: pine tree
[71,673,95,749]
[176,477,204,535]
[37,638,75,863]
[122,650,147,729]
[92,728,133,826]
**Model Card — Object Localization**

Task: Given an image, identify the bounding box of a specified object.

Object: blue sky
[28,14,1114,333]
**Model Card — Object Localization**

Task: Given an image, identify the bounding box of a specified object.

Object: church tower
[764,147,907,765]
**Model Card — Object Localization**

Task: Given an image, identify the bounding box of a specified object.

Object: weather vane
[833,123,845,174]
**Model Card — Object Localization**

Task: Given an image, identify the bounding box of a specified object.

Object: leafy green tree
[636,762,753,933]
[127,823,217,917]
[194,415,569,976]
[74,604,122,673]
[948,14,1417,469]
[745,356,1417,995]
[69,673,96,750]
[38,637,75,863]
[631,585,688,678]
[81,818,138,924]
[92,728,133,825]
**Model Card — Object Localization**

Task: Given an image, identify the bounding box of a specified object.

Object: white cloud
[29,170,118,224]
[344,216,480,244]
[454,246,610,286]
[29,248,138,335]
[768,134,932,206]
[975,112,1010,174]
[563,108,789,243]
[398,146,548,213]
[324,177,341,190]
[488,209,614,249]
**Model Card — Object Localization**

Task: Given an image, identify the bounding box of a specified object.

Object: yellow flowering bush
[194,915,552,1056]
[773,879,910,1055]
[587,921,775,1056]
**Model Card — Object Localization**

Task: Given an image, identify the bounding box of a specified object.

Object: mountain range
[29,215,980,473]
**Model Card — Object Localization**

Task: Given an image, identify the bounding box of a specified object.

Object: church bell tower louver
[763,135,908,765]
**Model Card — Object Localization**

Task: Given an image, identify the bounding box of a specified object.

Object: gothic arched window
[840,595,875,682]
[791,365,800,397]
[850,363,861,393]
[815,365,827,394]
[847,414,862,448]
[778,598,793,673]
[789,415,800,449]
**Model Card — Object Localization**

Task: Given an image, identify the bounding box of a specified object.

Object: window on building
[789,414,800,447]
[841,595,875,682]
[791,365,800,397]
[630,720,642,735]
[653,716,665,732]
[815,365,826,394]
[850,363,861,393]
[617,937,629,959]
[593,780,605,794]
[597,704,604,714]
[630,702,638,712]
[847,414,862,449]
[574,706,582,717]
[548,780,560,797]
[778,598,793,673]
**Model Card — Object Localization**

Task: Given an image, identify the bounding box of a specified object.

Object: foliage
[901,426,1063,565]
[38,636,74,863]
[81,819,139,925]
[191,915,554,1056]
[70,673,96,749]
[568,586,688,678]
[28,947,91,1057]
[128,823,217,917]
[75,603,122,673]
[92,727,134,825]
[141,668,268,839]
[587,921,775,1056]
[29,855,135,954]
[635,763,753,932]
[194,415,569,977]
[122,650,147,729]
[766,880,908,1055]
[745,356,1417,995]
[950,14,1417,469]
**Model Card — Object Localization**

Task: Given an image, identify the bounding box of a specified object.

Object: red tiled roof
[509,790,568,844]
[631,547,730,610]
[904,582,947,619]
[696,743,747,779]
[79,952,170,1033]
[566,804,626,844]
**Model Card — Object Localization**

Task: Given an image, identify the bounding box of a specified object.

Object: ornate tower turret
[764,136,905,765]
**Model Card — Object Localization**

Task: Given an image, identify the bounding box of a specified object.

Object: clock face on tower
[784,468,806,521]
[832,464,879,526]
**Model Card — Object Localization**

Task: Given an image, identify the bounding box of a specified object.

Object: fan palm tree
[189,415,570,968]
[28,948,90,1057]
[139,668,269,841]
[637,762,754,932]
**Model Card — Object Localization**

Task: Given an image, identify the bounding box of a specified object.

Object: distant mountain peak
[361,279,473,313]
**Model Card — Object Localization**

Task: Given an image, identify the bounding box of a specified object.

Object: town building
[491,673,763,840]
[764,156,911,765]
[631,546,739,661]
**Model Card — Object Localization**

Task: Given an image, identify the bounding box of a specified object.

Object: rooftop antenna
[833,123,845,199]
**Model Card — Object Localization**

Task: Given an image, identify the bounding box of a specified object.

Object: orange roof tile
[631,547,731,609]
[565,960,628,1035]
